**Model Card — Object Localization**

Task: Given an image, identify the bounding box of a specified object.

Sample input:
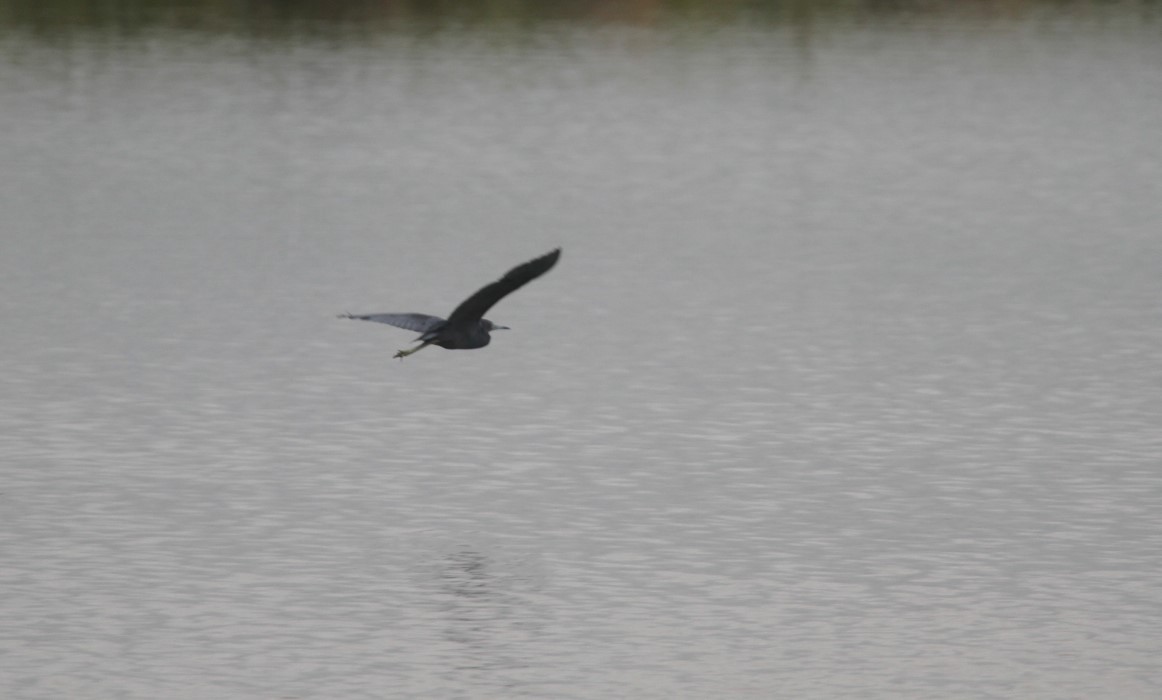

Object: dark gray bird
[340,248,561,359]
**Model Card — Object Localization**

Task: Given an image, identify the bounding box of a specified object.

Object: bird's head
[482,319,510,332]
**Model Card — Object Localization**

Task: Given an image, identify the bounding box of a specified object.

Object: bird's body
[341,248,561,359]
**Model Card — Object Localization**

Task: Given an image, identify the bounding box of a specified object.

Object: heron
[340,248,561,359]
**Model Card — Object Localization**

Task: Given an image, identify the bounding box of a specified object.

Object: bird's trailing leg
[394,342,431,360]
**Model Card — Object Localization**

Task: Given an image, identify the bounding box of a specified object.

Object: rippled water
[2,6,1161,699]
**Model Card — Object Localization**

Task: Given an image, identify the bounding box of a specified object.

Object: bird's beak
[494,325,511,331]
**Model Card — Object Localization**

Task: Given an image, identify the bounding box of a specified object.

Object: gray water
[3,6,1162,699]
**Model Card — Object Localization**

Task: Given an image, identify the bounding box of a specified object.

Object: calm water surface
[2,6,1161,699]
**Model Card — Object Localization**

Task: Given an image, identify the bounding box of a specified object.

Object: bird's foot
[394,344,425,360]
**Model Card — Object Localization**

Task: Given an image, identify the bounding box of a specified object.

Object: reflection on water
[2,3,1162,699]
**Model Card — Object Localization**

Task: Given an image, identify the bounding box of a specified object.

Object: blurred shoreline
[2,0,1159,39]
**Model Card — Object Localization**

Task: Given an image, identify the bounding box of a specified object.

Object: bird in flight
[340,248,561,360]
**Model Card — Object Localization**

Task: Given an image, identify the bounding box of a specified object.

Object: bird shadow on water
[427,545,549,675]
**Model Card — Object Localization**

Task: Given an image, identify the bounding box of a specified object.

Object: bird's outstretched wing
[338,312,445,333]
[446,248,561,325]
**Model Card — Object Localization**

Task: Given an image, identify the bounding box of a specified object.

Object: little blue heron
[340,248,561,359]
